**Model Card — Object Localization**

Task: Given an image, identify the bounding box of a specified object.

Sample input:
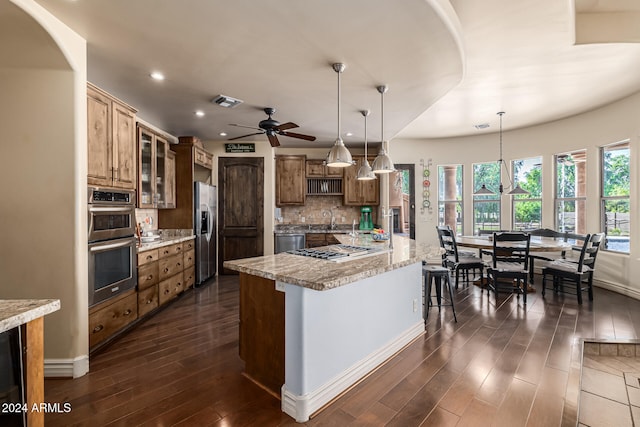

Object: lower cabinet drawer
[158,254,183,281]
[159,273,184,305]
[138,261,159,290]
[183,249,195,270]
[184,266,195,289]
[89,291,137,349]
[138,285,159,318]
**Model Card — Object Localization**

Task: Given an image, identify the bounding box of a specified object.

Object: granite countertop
[275,224,366,234]
[137,234,196,252]
[224,234,443,291]
[0,299,60,333]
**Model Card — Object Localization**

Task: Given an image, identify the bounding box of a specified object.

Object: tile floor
[580,341,640,426]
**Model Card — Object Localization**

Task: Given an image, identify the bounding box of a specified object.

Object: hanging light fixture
[473,111,529,196]
[357,109,376,180]
[326,63,353,167]
[372,85,395,174]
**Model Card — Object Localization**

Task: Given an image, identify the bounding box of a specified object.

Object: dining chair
[486,232,531,304]
[541,233,604,304]
[525,228,569,284]
[436,226,485,288]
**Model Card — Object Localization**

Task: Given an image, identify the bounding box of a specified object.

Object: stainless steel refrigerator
[194,182,216,285]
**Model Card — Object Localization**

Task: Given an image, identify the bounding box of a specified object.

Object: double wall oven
[88,186,137,307]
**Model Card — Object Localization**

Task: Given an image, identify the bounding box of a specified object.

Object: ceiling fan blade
[279,131,316,141]
[267,133,280,147]
[228,132,263,141]
[274,122,298,131]
[229,123,262,131]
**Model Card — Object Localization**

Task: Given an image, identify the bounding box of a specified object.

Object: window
[473,162,501,234]
[512,157,542,230]
[601,141,630,253]
[438,164,463,234]
[555,150,587,234]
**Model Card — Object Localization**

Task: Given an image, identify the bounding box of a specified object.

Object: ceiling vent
[474,123,490,130]
[211,95,243,108]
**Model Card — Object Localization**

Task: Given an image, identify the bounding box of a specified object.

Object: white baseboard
[45,355,89,378]
[594,279,640,301]
[281,321,425,423]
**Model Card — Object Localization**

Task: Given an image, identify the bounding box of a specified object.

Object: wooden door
[219,157,264,274]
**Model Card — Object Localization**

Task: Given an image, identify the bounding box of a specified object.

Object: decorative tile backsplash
[135,208,158,233]
[279,196,377,226]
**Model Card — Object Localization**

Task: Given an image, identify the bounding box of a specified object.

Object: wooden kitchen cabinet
[89,290,137,349]
[137,124,176,209]
[158,136,214,230]
[87,83,137,189]
[306,159,343,178]
[276,155,306,206]
[305,233,340,248]
[343,156,380,206]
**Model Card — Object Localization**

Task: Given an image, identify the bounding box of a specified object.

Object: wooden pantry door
[218,157,264,274]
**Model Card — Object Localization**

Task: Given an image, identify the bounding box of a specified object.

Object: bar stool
[423,265,457,323]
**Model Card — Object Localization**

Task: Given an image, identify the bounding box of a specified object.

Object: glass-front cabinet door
[156,136,167,208]
[138,126,156,208]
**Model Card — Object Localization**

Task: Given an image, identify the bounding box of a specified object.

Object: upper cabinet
[158,136,213,230]
[87,83,137,190]
[305,160,343,178]
[137,124,176,209]
[343,156,380,206]
[275,155,306,206]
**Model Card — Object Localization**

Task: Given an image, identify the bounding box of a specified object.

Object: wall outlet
[413,298,418,312]
[301,216,305,223]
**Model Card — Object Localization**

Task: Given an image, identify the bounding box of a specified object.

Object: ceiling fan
[228,107,316,147]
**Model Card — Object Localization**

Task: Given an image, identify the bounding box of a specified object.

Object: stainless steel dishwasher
[275,234,306,253]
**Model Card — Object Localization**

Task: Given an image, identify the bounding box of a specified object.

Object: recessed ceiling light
[195,110,205,117]
[150,71,165,81]
[345,132,353,137]
[474,123,490,130]
[219,132,228,137]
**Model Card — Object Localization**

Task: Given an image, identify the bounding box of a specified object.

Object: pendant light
[326,63,353,167]
[357,109,376,180]
[372,85,395,174]
[473,111,529,196]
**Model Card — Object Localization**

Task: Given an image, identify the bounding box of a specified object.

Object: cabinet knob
[164,268,169,273]
[164,289,170,294]
[123,309,132,316]
[92,324,104,333]
[146,255,153,260]
[146,299,153,305]
[147,275,153,280]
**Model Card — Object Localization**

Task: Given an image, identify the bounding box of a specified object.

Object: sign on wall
[224,143,255,153]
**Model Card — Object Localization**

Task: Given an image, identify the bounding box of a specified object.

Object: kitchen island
[1,299,60,427]
[224,235,441,422]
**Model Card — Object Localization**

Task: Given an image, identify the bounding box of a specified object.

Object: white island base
[280,262,424,422]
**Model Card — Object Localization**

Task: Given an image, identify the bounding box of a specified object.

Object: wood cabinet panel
[275,155,306,206]
[89,291,137,349]
[306,159,343,178]
[183,249,195,270]
[159,274,184,305]
[137,285,158,318]
[137,261,159,290]
[137,249,159,266]
[158,253,183,281]
[343,156,380,206]
[184,266,195,290]
[87,83,136,190]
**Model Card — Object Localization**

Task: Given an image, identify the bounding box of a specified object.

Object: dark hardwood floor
[45,274,640,426]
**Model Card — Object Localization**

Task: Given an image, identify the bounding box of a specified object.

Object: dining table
[456,235,574,289]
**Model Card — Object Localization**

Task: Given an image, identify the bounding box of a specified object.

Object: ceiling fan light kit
[372,85,395,174]
[228,107,316,147]
[357,109,376,180]
[326,63,354,168]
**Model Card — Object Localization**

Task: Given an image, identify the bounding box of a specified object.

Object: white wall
[2,0,88,375]
[391,91,640,298]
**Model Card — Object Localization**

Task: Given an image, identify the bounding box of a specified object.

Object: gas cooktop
[287,244,386,262]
